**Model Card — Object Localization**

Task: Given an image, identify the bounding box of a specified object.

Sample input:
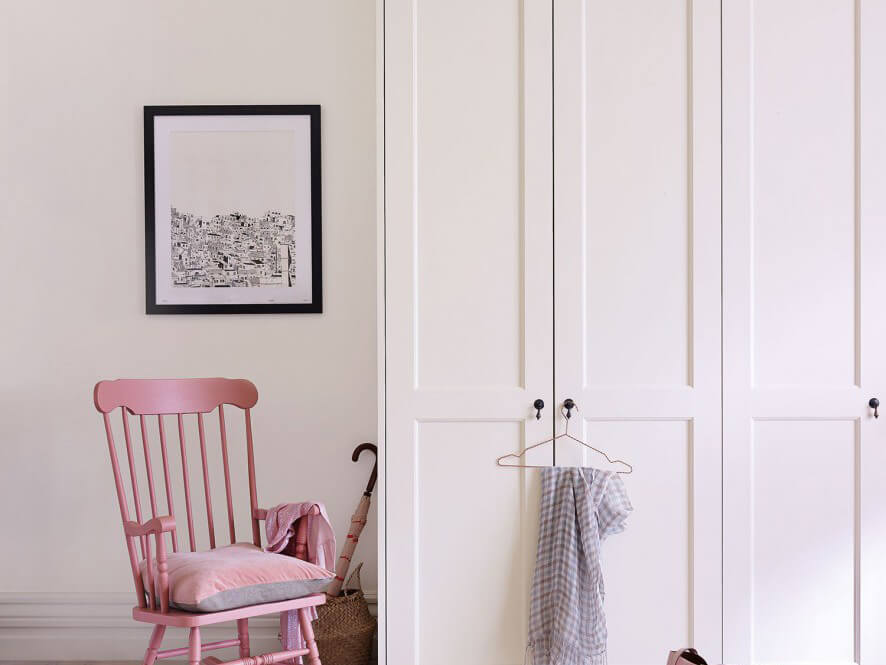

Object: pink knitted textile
[265,502,336,657]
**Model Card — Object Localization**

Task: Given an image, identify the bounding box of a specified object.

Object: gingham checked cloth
[528,467,632,665]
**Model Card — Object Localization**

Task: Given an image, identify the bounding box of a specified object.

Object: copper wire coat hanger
[496,402,633,474]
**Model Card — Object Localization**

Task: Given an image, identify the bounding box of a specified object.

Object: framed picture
[144,105,322,314]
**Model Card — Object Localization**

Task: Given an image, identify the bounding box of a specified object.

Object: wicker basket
[313,563,376,665]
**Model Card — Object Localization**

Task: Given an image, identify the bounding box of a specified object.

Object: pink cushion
[140,542,334,612]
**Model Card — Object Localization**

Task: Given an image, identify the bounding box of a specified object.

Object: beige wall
[0,1,377,595]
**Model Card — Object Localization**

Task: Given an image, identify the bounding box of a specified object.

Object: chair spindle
[121,409,146,557]
[218,405,236,544]
[155,533,169,613]
[197,412,216,549]
[177,413,198,552]
[139,415,159,519]
[156,415,178,552]
[144,529,156,610]
[245,408,261,547]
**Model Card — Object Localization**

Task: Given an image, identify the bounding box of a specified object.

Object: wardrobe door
[553,0,723,662]
[383,1,554,663]
[723,1,886,663]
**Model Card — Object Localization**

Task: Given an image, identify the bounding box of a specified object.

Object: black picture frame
[144,105,322,314]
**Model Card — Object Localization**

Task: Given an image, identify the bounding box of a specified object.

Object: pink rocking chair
[94,378,325,665]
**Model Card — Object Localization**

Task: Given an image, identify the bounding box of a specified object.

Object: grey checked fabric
[528,467,632,665]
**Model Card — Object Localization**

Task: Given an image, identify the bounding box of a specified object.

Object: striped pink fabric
[264,502,336,570]
[265,502,337,654]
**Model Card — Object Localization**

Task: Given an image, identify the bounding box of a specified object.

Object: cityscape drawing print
[145,105,321,314]
[170,208,297,288]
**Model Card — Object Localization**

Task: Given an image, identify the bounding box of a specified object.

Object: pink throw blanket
[265,502,336,659]
[265,502,336,569]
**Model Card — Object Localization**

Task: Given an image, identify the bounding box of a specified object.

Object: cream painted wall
[0,1,377,594]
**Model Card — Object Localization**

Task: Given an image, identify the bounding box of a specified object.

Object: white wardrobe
[380,1,886,664]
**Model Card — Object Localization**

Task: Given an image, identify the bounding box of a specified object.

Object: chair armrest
[123,515,176,537]
[124,516,175,613]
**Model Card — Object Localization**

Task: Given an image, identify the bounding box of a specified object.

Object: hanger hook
[560,400,578,435]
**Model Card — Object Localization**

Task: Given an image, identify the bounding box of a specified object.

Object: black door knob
[563,398,576,419]
[870,397,880,418]
[533,399,545,420]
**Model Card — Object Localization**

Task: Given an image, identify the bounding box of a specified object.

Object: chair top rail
[94,378,258,415]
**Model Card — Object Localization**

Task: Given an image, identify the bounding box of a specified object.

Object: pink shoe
[667,648,709,665]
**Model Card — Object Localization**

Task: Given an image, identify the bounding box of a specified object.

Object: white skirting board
[0,592,378,661]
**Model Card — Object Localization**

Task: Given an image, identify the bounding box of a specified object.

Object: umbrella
[327,442,377,597]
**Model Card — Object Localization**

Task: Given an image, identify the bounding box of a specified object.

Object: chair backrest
[94,378,262,603]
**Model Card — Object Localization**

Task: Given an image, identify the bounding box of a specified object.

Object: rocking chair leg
[144,625,166,665]
[188,626,201,665]
[297,607,322,665]
[237,618,250,658]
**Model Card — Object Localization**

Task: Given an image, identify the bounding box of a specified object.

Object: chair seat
[140,542,334,613]
[132,593,327,627]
